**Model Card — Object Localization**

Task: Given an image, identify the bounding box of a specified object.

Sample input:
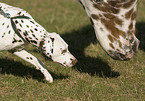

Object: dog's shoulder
[0,2,32,19]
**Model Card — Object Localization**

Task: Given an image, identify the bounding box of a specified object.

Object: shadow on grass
[0,58,68,82]
[1,22,144,81]
[0,25,121,82]
[136,22,145,51]
[62,25,120,78]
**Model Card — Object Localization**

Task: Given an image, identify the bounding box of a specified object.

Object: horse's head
[79,0,139,60]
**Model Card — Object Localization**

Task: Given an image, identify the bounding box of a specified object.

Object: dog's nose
[71,59,78,66]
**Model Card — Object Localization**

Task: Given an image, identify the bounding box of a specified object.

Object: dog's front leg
[11,49,53,83]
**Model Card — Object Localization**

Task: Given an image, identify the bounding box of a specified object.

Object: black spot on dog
[8,30,11,34]
[30,57,33,60]
[12,38,17,43]
[51,49,54,54]
[63,61,66,64]
[26,57,29,59]
[15,20,18,24]
[2,23,5,26]
[50,37,55,42]
[29,37,32,39]
[17,29,21,32]
[23,31,28,36]
[21,20,24,23]
[17,12,22,15]
[30,29,34,33]
[25,38,30,42]
[26,25,29,28]
[49,55,52,58]
[30,21,35,24]
[32,34,36,37]
[7,25,9,28]
[19,24,22,28]
[2,33,5,38]
[34,28,38,31]
[18,40,23,42]
[31,40,37,44]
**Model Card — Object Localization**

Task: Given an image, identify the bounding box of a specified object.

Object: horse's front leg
[10,49,53,83]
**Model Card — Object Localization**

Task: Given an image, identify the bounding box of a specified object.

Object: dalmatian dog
[0,2,77,83]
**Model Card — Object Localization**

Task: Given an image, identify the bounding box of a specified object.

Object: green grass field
[0,0,145,100]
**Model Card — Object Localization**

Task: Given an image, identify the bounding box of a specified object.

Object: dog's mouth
[52,53,77,67]
[68,58,78,67]
[53,58,78,67]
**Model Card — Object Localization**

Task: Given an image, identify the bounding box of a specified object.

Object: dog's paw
[43,69,53,83]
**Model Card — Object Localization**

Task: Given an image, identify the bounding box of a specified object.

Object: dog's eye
[91,0,103,3]
[61,49,67,54]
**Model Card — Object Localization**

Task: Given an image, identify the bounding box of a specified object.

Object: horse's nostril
[132,40,139,53]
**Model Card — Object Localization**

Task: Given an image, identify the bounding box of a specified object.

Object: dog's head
[40,33,77,67]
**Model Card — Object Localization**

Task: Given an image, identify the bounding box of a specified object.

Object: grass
[0,0,145,100]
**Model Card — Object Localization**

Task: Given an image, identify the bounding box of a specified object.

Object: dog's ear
[51,33,68,49]
[40,36,55,59]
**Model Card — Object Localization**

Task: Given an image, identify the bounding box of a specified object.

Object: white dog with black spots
[0,2,77,83]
